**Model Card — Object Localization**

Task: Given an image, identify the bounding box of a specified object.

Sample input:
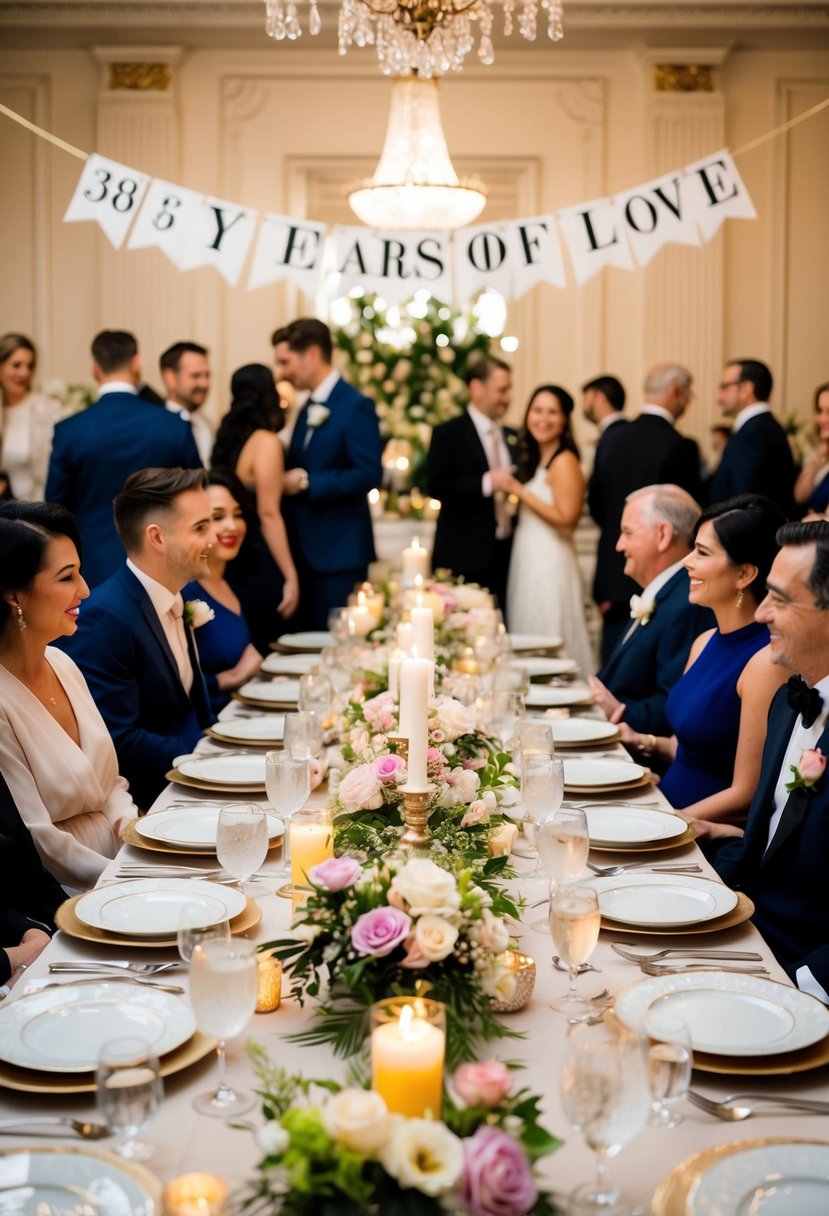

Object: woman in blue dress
[182,470,263,715]
[620,494,789,841]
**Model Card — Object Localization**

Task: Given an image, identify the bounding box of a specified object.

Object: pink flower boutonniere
[785,747,826,794]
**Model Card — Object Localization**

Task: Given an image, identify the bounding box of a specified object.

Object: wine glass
[560,1017,650,1215]
[265,749,311,886]
[644,1011,693,1129]
[549,885,601,1019]
[96,1036,163,1160]
[188,938,258,1117]
[283,710,323,759]
[216,802,269,890]
[519,718,555,765]
[177,912,231,965]
[520,755,565,882]
[298,672,332,721]
[477,690,524,750]
[538,807,589,891]
[493,656,530,696]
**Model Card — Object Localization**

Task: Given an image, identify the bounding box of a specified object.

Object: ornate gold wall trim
[108,61,171,89]
[653,63,714,91]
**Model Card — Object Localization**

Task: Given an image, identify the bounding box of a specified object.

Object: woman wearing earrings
[0,333,64,501]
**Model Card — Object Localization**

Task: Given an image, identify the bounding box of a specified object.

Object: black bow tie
[786,675,823,728]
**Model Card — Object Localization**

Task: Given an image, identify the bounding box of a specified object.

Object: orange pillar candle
[371,996,445,1119]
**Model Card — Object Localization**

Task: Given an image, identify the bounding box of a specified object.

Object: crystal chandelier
[347,76,486,231]
[264,0,564,77]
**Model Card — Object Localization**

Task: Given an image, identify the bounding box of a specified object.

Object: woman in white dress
[0,334,64,500]
[505,385,594,675]
[0,501,138,891]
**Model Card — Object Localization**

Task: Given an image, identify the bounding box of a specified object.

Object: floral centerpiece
[264,855,522,1067]
[241,1047,561,1216]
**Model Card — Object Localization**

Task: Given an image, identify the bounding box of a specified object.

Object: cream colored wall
[0,40,827,458]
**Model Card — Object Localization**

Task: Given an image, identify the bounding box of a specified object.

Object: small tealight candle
[371,997,445,1118]
[163,1173,229,1216]
[346,592,375,637]
[255,950,282,1013]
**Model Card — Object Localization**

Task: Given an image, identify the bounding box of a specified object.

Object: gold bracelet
[639,734,657,756]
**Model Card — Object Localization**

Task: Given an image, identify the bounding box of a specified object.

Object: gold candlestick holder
[387,733,408,763]
[399,784,434,851]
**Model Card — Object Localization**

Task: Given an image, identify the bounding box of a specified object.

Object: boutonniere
[183,599,215,630]
[306,403,331,430]
[506,432,518,446]
[629,594,655,626]
[785,747,826,793]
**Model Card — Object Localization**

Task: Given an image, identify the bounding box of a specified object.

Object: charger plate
[0,1145,163,1211]
[601,889,754,936]
[120,818,282,857]
[166,768,266,794]
[135,806,283,850]
[207,715,286,746]
[274,631,334,652]
[692,1030,829,1076]
[590,822,696,853]
[55,894,261,948]
[652,1139,829,1216]
[261,651,318,675]
[566,773,653,795]
[0,1029,216,1094]
[75,878,246,937]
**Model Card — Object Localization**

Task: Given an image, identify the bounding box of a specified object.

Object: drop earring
[16,604,27,631]
[736,588,744,609]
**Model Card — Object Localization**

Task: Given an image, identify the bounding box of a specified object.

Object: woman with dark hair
[0,500,138,890]
[181,469,263,714]
[794,381,829,515]
[212,364,299,630]
[0,333,64,500]
[502,385,593,673]
[620,494,789,837]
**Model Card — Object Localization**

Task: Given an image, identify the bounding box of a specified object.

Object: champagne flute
[644,1011,693,1129]
[96,1036,163,1160]
[298,672,332,721]
[283,710,323,759]
[560,1017,650,1215]
[549,885,601,1019]
[521,754,565,882]
[177,912,231,965]
[216,802,269,891]
[537,807,589,891]
[265,749,311,885]
[188,938,258,1117]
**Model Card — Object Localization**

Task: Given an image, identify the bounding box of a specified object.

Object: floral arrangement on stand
[264,855,522,1067]
[241,1048,560,1216]
[43,378,96,413]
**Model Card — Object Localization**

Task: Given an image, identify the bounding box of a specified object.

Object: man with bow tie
[275,319,382,629]
[715,521,829,998]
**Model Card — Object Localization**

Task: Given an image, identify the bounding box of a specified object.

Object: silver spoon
[552,955,601,974]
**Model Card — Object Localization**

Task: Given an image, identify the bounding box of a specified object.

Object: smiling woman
[0,500,138,891]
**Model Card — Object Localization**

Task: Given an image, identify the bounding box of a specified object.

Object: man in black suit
[428,356,517,613]
[583,374,631,661]
[711,358,796,517]
[715,521,829,996]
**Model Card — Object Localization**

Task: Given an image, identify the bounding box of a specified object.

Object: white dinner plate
[237,678,301,705]
[563,757,647,787]
[533,717,620,746]
[136,806,283,849]
[514,656,579,678]
[0,1147,161,1214]
[0,981,195,1072]
[689,1143,829,1215]
[591,872,738,928]
[277,631,333,651]
[616,972,829,1058]
[75,878,247,937]
[508,633,563,651]
[261,652,318,676]
[176,753,267,785]
[526,683,594,708]
[209,715,286,743]
[584,805,687,846]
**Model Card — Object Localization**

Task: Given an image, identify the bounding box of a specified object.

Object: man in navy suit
[45,331,202,587]
[61,467,214,810]
[589,484,711,737]
[274,319,383,630]
[711,358,796,517]
[427,356,517,613]
[715,521,829,997]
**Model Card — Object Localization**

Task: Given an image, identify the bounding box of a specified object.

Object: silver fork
[639,960,769,977]
[688,1089,829,1121]
[49,961,181,976]
[611,943,763,963]
[586,860,702,877]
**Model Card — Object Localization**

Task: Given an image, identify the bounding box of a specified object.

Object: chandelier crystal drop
[264,0,564,76]
[347,77,486,231]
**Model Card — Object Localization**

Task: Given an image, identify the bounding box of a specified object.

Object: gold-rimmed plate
[121,818,281,857]
[165,768,266,794]
[601,890,754,936]
[55,894,261,948]
[591,823,697,854]
[207,715,286,746]
[0,1145,163,1208]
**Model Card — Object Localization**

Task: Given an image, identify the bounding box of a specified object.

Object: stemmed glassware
[265,749,311,889]
[176,913,230,965]
[537,806,590,893]
[549,885,601,1018]
[560,1017,650,1215]
[188,938,258,1117]
[644,1011,693,1128]
[298,672,332,721]
[216,802,269,891]
[520,754,565,882]
[283,710,323,759]
[96,1036,163,1160]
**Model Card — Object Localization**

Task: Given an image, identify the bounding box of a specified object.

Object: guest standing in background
[502,385,593,674]
[0,333,64,501]
[794,382,829,515]
[711,358,796,517]
[160,340,215,466]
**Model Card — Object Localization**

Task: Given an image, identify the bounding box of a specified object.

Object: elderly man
[589,484,712,737]
[714,521,829,998]
[711,357,796,516]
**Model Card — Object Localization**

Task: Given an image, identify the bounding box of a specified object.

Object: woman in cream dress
[0,333,64,500]
[0,501,137,891]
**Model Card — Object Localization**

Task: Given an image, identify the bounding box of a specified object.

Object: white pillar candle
[401,537,430,587]
[396,622,414,655]
[410,606,434,662]
[388,651,402,700]
[346,601,374,637]
[399,656,431,790]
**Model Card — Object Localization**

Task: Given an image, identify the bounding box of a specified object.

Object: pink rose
[338,764,384,813]
[309,856,362,891]
[799,748,826,787]
[427,747,444,765]
[462,756,488,771]
[453,1061,512,1108]
[308,757,324,790]
[459,1126,537,1216]
[350,906,411,956]
[373,754,406,783]
[400,934,430,969]
[460,800,489,828]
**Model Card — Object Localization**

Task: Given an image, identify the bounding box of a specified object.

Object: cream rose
[488,821,518,858]
[434,697,475,743]
[480,962,517,1003]
[470,910,511,954]
[323,1088,390,1156]
[389,859,461,916]
[448,768,481,805]
[381,1117,464,1196]
[414,914,459,962]
[338,763,384,813]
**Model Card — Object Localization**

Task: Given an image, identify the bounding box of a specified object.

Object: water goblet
[176,912,231,965]
[283,710,323,759]
[518,718,555,765]
[96,1036,163,1161]
[520,754,565,882]
[493,656,530,696]
[265,749,311,887]
[549,885,601,1019]
[216,802,269,891]
[644,1011,693,1129]
[188,938,258,1117]
[298,671,332,721]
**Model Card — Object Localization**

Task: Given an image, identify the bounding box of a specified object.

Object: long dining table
[1,684,828,1213]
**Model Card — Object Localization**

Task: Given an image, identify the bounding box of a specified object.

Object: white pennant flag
[557,197,634,286]
[683,149,757,242]
[248,213,327,296]
[505,215,566,296]
[331,225,377,298]
[127,178,204,268]
[332,226,453,303]
[180,195,258,286]
[63,154,149,249]
[616,172,701,267]
[453,223,511,305]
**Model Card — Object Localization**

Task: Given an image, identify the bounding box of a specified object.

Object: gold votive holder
[255,949,282,1013]
[489,949,536,1013]
[163,1172,229,1216]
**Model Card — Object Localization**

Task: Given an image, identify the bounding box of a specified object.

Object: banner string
[731,95,829,156]
[0,102,87,160]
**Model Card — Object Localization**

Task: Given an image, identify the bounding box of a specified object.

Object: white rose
[185,599,215,629]
[338,764,384,813]
[389,859,461,916]
[471,910,510,954]
[480,963,517,1003]
[488,821,518,858]
[496,785,522,810]
[323,1088,390,1156]
[414,914,459,962]
[381,1118,464,1196]
[434,698,474,743]
[257,1121,290,1156]
[291,922,322,944]
[449,768,480,805]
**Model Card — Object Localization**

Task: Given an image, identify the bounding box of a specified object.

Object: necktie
[169,596,194,693]
[489,424,509,537]
[303,399,320,449]
[786,675,822,728]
